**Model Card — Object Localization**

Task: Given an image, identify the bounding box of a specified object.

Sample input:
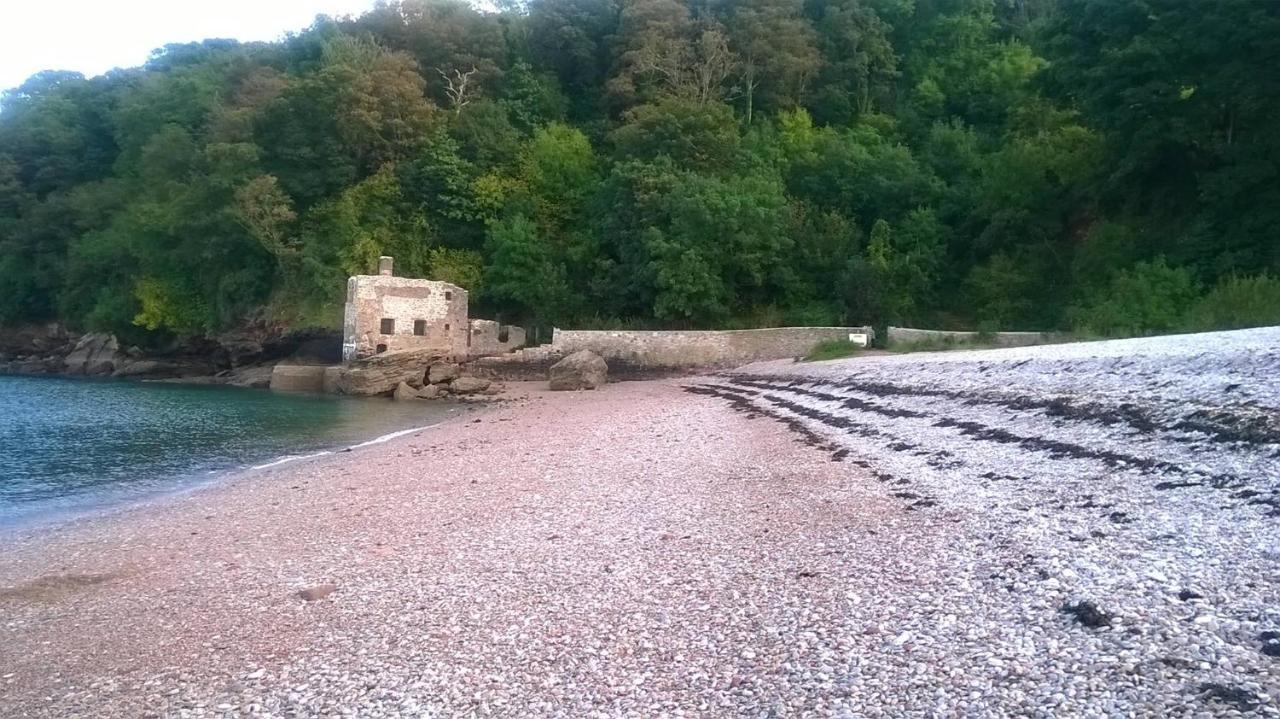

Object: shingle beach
[2,328,1278,717]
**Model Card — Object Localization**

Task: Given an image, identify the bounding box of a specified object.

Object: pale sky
[1,0,379,92]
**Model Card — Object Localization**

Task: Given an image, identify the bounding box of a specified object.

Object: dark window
[375,343,387,354]
[445,291,453,301]
[498,326,510,343]
[380,318,395,334]
[413,320,426,336]
[444,323,450,331]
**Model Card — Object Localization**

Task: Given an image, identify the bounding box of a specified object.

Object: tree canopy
[2,0,1278,342]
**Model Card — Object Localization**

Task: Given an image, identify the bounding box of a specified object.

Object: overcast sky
[1,0,378,92]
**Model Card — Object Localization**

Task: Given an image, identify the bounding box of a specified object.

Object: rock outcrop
[0,324,346,386]
[225,365,275,389]
[449,376,491,395]
[111,358,218,379]
[549,350,608,391]
[62,333,122,375]
[427,361,460,385]
[335,349,443,396]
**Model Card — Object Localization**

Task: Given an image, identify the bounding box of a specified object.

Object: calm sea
[0,375,463,528]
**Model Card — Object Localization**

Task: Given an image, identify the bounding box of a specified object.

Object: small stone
[1061,600,1111,628]
[297,583,338,601]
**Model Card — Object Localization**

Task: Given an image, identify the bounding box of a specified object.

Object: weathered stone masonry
[470,326,876,381]
[341,256,524,363]
[550,326,876,369]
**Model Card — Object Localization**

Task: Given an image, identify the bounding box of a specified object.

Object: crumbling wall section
[467,320,527,358]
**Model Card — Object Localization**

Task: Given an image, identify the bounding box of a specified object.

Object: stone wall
[550,326,875,371]
[269,364,329,392]
[342,276,469,362]
[886,326,1054,349]
[467,320,527,358]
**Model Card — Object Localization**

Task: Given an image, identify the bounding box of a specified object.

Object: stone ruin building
[342,256,525,363]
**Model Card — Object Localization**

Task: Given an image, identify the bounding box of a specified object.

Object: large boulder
[393,381,419,401]
[549,350,608,391]
[449,376,491,395]
[427,361,460,385]
[63,333,121,375]
[335,349,442,396]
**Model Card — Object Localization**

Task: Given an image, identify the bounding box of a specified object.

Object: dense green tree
[805,0,898,125]
[525,0,619,119]
[610,98,739,171]
[499,61,570,133]
[484,214,571,320]
[606,0,695,111]
[1041,0,1280,280]
[728,0,820,123]
[1,0,1276,340]
[353,0,508,104]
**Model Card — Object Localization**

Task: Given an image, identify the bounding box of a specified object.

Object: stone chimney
[378,256,394,276]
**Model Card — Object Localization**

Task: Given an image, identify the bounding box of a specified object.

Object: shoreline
[2,332,1278,715]
[0,418,454,542]
[0,378,516,538]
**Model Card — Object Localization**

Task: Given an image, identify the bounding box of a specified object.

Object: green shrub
[1069,259,1200,337]
[1183,274,1280,332]
[803,339,865,362]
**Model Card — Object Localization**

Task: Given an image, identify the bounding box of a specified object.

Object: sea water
[0,375,463,528]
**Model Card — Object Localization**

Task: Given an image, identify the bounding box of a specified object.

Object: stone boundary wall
[550,326,875,371]
[886,326,1054,349]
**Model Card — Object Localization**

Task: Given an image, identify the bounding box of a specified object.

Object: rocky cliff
[0,324,342,387]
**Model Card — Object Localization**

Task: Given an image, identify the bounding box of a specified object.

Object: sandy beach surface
[2,329,1279,717]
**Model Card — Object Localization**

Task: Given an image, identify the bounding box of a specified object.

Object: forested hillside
[1,0,1277,344]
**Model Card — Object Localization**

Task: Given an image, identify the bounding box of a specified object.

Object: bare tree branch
[436,65,479,114]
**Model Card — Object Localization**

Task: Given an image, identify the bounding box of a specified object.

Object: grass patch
[886,336,1001,353]
[803,339,866,362]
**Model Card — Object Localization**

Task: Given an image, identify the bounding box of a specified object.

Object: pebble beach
[2,328,1278,717]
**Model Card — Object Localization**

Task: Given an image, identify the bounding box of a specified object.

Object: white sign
[848,332,869,347]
